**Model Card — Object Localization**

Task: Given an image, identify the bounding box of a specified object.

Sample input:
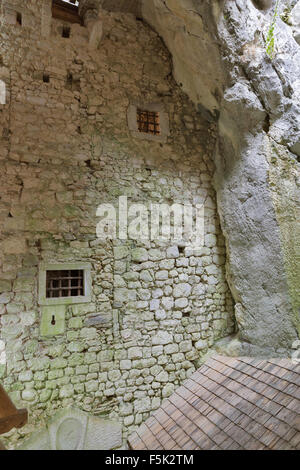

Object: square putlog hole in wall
[62,25,71,38]
[16,12,22,25]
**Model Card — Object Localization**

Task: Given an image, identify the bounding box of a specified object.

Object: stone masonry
[0,0,234,448]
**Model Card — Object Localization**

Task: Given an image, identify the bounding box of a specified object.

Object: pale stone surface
[173,283,192,298]
[162,383,175,398]
[131,248,148,263]
[290,2,300,44]
[152,331,173,346]
[19,408,122,450]
[166,246,179,259]
[195,340,208,351]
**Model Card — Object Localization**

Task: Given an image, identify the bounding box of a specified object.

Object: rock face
[139,0,300,355]
[251,0,273,10]
[18,408,123,450]
[290,1,300,45]
[215,1,300,354]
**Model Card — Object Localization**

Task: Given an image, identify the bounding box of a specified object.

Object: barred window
[137,109,160,136]
[46,270,84,298]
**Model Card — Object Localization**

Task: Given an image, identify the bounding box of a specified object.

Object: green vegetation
[265,0,280,58]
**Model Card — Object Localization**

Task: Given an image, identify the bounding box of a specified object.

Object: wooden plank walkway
[0,384,28,450]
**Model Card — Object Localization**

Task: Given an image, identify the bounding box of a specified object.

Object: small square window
[137,109,160,135]
[39,262,91,305]
[43,74,50,83]
[16,12,22,25]
[62,25,71,38]
[127,103,169,143]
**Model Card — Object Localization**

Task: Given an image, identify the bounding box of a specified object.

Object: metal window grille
[137,109,160,135]
[46,270,84,298]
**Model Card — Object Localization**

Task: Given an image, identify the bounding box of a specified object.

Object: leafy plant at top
[265,0,280,58]
[280,5,292,25]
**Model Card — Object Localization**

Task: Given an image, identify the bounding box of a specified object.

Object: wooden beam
[52,0,81,24]
[0,384,28,435]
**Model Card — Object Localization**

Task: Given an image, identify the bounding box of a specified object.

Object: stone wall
[0,0,234,448]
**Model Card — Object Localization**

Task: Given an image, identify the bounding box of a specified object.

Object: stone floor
[128,354,300,450]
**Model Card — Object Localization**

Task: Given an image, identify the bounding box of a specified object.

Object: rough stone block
[128,347,143,360]
[152,331,173,345]
[131,248,148,263]
[173,283,192,298]
[166,246,179,258]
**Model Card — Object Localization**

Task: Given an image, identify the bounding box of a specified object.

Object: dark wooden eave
[129,355,300,450]
[52,0,81,24]
[0,384,28,449]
